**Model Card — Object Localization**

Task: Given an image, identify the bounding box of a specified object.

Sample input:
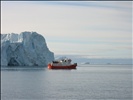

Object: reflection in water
[1,66,47,71]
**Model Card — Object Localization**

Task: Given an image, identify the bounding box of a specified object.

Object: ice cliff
[1,31,54,66]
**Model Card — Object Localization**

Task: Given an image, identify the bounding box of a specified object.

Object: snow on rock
[1,31,54,66]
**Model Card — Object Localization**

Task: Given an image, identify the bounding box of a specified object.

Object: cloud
[1,1,132,58]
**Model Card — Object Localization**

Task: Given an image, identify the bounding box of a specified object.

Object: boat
[48,58,77,69]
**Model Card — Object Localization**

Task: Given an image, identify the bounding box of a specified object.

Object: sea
[1,64,132,100]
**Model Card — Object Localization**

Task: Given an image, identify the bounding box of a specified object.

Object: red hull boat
[48,63,77,69]
[48,58,77,69]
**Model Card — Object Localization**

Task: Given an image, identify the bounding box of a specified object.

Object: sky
[1,1,132,58]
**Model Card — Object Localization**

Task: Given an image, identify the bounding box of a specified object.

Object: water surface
[1,65,132,100]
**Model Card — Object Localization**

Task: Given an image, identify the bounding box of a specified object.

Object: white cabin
[52,58,72,66]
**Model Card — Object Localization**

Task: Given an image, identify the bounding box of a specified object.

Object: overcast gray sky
[1,1,132,58]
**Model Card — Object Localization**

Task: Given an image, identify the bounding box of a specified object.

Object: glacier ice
[1,31,54,66]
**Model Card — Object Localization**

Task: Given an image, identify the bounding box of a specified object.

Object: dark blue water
[1,65,132,100]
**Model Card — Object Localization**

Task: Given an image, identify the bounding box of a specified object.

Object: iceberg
[1,31,54,66]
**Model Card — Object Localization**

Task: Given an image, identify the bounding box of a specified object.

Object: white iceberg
[1,31,54,66]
